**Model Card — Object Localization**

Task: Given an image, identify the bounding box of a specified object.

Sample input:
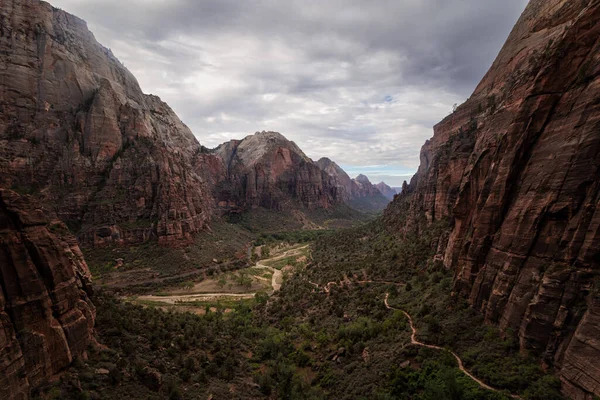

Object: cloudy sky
[52,0,528,186]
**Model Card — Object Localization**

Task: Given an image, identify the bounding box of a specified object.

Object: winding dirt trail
[135,245,308,304]
[270,267,283,291]
[307,278,519,398]
[250,244,309,292]
[384,293,521,399]
[309,279,404,294]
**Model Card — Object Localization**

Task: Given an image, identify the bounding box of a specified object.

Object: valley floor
[128,244,310,313]
[34,221,565,400]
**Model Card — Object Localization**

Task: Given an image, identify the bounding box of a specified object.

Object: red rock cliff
[214,131,340,210]
[375,182,397,201]
[0,189,95,400]
[0,0,225,247]
[385,0,600,398]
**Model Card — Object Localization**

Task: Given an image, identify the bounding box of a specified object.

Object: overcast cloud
[51,0,528,186]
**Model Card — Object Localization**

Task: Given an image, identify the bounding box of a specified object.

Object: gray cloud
[52,0,528,186]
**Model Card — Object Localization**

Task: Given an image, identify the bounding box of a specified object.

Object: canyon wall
[0,189,95,400]
[385,1,600,398]
[0,0,224,247]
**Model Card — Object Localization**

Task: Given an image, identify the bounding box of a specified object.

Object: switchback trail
[308,278,519,398]
[384,293,521,399]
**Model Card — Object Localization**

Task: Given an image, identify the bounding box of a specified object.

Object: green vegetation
[40,213,564,399]
[263,256,300,270]
[226,204,371,234]
[254,229,333,246]
[9,183,38,196]
[347,195,389,214]
[259,244,310,271]
[306,220,563,399]
[83,220,253,278]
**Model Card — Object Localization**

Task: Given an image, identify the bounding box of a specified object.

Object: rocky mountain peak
[254,130,287,141]
[212,131,339,210]
[316,158,346,176]
[316,157,333,166]
[354,174,372,185]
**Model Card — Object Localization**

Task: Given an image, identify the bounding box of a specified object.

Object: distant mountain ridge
[211,132,391,214]
[316,158,390,212]
[375,182,398,200]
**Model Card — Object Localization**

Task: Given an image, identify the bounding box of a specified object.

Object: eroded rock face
[315,158,357,202]
[0,0,223,247]
[0,189,95,400]
[375,182,397,201]
[214,132,340,210]
[353,174,384,199]
[385,0,600,397]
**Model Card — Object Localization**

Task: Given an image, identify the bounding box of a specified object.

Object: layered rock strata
[0,189,95,400]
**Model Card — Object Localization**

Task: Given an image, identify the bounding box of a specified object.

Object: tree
[217,277,227,288]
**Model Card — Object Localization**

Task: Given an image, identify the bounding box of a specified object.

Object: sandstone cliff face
[0,189,95,400]
[385,0,600,397]
[353,174,384,199]
[214,132,339,210]
[315,157,357,202]
[0,0,223,247]
[375,182,397,201]
[316,158,390,211]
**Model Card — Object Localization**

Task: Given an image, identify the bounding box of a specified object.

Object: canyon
[0,0,599,398]
[0,2,389,395]
[0,0,388,252]
[316,158,390,212]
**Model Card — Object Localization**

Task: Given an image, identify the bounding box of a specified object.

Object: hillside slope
[385,1,600,398]
[375,182,398,200]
